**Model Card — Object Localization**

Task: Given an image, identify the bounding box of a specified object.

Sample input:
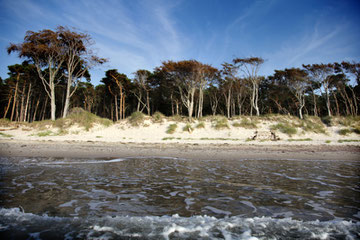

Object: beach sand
[0,118,359,161]
[0,139,359,161]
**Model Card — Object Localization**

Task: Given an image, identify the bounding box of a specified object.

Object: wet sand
[0,139,359,161]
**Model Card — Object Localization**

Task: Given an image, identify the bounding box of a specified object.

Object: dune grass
[128,111,146,127]
[270,123,297,136]
[183,123,194,132]
[233,118,258,129]
[0,132,13,138]
[29,108,112,132]
[287,138,312,142]
[166,124,178,134]
[212,116,229,130]
[338,139,360,143]
[152,111,165,123]
[195,122,205,129]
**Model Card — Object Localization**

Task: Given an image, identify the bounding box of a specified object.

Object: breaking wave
[1,208,359,240]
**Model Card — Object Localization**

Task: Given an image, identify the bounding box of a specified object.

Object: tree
[160,60,213,120]
[303,63,335,117]
[280,68,309,119]
[8,29,66,120]
[132,69,152,114]
[233,57,264,116]
[101,70,131,121]
[58,26,106,118]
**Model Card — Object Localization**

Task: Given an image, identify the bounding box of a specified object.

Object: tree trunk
[254,83,260,116]
[225,88,231,119]
[146,91,150,115]
[62,78,72,118]
[115,95,119,121]
[170,93,174,116]
[324,84,331,117]
[188,89,195,120]
[19,81,27,122]
[3,94,12,119]
[41,97,49,121]
[10,75,19,121]
[50,81,56,121]
[32,97,40,122]
[24,82,32,122]
[350,87,358,116]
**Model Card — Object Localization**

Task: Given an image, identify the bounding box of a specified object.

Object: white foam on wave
[38,158,126,165]
[0,207,359,240]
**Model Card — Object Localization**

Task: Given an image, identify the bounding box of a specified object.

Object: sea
[0,156,359,239]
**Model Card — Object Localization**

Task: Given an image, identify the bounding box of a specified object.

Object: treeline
[1,27,359,122]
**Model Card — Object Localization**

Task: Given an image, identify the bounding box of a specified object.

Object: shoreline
[0,139,359,161]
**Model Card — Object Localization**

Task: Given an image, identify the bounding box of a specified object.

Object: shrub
[287,138,312,142]
[338,128,352,136]
[271,123,297,136]
[37,130,53,137]
[300,117,327,134]
[321,116,332,126]
[195,122,205,129]
[235,118,258,129]
[325,140,331,144]
[67,108,112,131]
[338,139,360,143]
[0,118,12,127]
[212,116,229,130]
[169,115,184,122]
[0,132,13,138]
[166,124,177,134]
[128,111,145,127]
[183,123,194,132]
[152,111,165,123]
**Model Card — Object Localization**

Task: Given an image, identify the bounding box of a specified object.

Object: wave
[1,208,359,240]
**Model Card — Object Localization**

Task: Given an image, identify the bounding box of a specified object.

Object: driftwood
[252,130,280,141]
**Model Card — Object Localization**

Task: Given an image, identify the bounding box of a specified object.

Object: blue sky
[0,0,359,85]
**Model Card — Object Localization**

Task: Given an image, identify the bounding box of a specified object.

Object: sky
[0,0,359,86]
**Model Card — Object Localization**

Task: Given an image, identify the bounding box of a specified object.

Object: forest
[1,26,359,122]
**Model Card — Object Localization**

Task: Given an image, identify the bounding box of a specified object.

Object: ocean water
[0,156,359,239]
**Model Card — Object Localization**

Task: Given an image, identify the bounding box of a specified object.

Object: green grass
[169,115,184,122]
[299,116,327,134]
[200,137,241,141]
[338,128,352,136]
[128,111,146,127]
[338,139,360,143]
[321,116,332,126]
[287,138,312,142]
[152,111,165,123]
[212,116,229,130]
[270,123,297,136]
[162,137,175,140]
[0,118,12,127]
[166,124,177,134]
[183,123,194,132]
[0,132,13,138]
[36,130,53,137]
[325,140,331,144]
[29,108,112,132]
[195,122,205,129]
[233,118,258,129]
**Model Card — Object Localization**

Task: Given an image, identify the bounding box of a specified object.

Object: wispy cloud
[1,0,185,80]
[262,21,354,76]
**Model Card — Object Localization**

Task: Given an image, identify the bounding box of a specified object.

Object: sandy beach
[0,139,359,161]
[0,117,359,161]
